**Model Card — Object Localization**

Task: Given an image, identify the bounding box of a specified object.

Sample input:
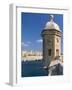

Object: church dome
[44,15,60,31]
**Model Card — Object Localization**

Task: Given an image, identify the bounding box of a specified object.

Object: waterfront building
[21,50,43,61]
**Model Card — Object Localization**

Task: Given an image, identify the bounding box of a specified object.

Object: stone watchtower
[41,15,62,67]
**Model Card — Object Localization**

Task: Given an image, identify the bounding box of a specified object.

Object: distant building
[21,50,43,61]
[41,15,62,67]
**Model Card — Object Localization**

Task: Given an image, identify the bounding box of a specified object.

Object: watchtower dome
[41,15,62,67]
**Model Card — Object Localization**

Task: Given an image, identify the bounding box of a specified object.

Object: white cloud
[21,42,29,47]
[27,41,31,44]
[36,39,43,43]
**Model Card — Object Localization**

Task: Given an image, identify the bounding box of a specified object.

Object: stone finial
[50,15,54,22]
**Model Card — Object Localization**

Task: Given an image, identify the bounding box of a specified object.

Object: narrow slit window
[56,49,59,56]
[48,49,51,56]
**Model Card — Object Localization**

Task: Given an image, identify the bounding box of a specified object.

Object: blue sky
[21,12,63,52]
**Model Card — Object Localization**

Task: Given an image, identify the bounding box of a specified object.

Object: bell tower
[41,15,62,67]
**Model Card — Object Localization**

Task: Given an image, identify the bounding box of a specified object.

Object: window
[48,49,51,56]
[56,49,59,56]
